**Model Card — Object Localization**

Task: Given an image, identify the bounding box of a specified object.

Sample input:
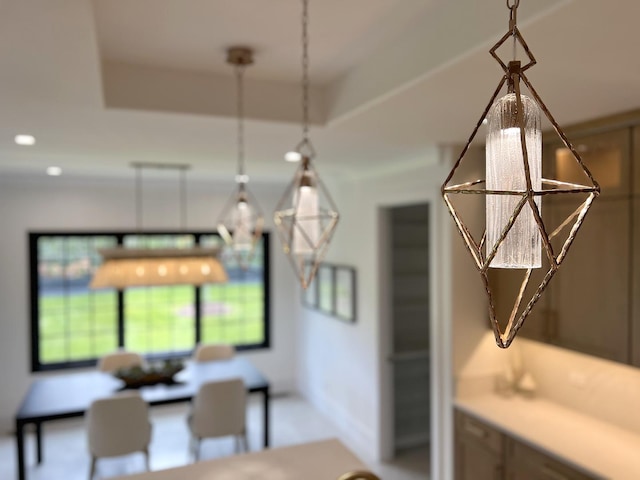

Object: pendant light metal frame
[90,162,228,289]
[216,47,265,269]
[274,0,339,290]
[441,0,600,348]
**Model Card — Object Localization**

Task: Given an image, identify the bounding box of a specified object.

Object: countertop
[455,395,640,480]
[113,439,368,480]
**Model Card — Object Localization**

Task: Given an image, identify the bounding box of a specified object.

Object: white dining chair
[86,392,152,479]
[192,343,235,362]
[187,378,247,461]
[98,350,143,372]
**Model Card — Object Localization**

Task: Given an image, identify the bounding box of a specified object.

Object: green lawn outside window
[31,232,269,370]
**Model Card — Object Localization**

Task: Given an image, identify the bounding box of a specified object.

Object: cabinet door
[455,412,504,480]
[457,438,504,480]
[632,126,640,367]
[546,197,630,362]
[506,439,600,480]
[522,128,630,360]
[547,128,631,198]
[499,129,630,347]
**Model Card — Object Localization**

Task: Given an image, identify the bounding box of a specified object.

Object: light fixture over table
[216,47,264,269]
[441,0,600,348]
[274,0,339,290]
[90,163,228,289]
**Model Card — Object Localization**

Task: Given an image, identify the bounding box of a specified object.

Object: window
[30,231,270,371]
[122,234,197,355]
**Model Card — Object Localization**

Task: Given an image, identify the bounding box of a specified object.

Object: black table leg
[263,386,270,448]
[35,422,43,464]
[16,419,26,480]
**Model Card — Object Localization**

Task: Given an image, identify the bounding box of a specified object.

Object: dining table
[13,357,270,480]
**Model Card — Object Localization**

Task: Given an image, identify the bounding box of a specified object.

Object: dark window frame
[29,230,271,372]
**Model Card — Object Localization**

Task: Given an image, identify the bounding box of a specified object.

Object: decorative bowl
[114,359,184,389]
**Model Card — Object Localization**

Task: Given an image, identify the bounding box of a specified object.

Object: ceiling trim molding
[101,60,327,125]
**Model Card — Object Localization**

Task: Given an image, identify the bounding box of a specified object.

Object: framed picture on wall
[335,266,356,322]
[317,263,335,314]
[301,260,318,308]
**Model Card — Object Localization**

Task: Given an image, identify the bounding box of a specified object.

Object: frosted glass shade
[231,201,253,251]
[293,185,320,255]
[486,93,542,268]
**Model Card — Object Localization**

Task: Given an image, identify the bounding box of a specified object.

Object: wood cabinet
[455,411,600,480]
[505,439,598,480]
[543,196,630,362]
[501,126,634,364]
[632,126,640,368]
[455,411,504,480]
[489,110,640,367]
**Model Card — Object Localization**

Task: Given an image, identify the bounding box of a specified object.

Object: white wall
[0,174,299,432]
[519,339,640,435]
[295,151,456,477]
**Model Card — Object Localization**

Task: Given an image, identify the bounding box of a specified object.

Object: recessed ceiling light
[284,151,302,162]
[46,166,62,176]
[15,134,36,146]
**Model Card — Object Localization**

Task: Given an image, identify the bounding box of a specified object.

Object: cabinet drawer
[507,439,600,480]
[456,411,503,455]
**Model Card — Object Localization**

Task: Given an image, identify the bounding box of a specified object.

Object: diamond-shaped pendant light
[441,0,599,348]
[274,0,339,289]
[217,47,264,269]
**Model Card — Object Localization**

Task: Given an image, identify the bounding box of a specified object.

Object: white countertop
[455,395,640,480]
[114,439,368,480]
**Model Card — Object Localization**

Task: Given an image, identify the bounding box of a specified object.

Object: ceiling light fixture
[274,0,339,290]
[90,162,228,289]
[284,151,302,162]
[15,134,35,146]
[216,47,264,269]
[46,166,62,176]
[441,0,599,348]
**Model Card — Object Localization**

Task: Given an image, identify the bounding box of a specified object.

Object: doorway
[387,203,431,459]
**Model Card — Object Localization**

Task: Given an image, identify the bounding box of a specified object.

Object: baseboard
[301,384,377,462]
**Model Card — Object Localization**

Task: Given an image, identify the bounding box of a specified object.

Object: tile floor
[0,395,429,480]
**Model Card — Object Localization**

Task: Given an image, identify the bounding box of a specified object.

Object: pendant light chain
[236,63,246,178]
[301,0,310,145]
[509,0,518,61]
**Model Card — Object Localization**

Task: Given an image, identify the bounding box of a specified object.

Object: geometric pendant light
[441,0,600,348]
[90,163,228,289]
[217,47,264,269]
[274,0,339,290]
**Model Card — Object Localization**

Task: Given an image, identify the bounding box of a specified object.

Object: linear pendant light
[441,0,599,348]
[90,163,228,289]
[216,47,264,269]
[274,0,339,290]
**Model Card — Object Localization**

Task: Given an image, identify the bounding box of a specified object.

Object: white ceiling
[0,0,639,184]
[94,0,434,85]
